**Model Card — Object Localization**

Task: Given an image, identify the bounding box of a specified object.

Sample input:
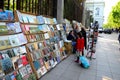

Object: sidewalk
[40,33,120,80]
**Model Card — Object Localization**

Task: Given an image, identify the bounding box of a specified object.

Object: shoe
[74,60,79,63]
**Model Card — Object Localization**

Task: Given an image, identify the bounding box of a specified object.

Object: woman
[67,30,77,53]
[81,27,87,49]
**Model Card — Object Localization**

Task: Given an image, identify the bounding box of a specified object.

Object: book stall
[0,10,69,80]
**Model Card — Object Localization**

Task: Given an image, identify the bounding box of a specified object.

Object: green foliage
[107,1,120,29]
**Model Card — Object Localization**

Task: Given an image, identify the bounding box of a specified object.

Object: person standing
[67,30,77,53]
[80,27,87,49]
[75,32,84,63]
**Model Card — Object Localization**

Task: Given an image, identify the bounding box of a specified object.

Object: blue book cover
[33,61,41,70]
[36,16,45,24]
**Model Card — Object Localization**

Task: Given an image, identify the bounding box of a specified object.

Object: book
[53,18,57,24]
[19,66,28,77]
[17,33,27,45]
[21,55,28,66]
[44,33,49,39]
[36,16,45,24]
[25,64,32,74]
[22,16,28,23]
[9,35,20,46]
[13,46,27,56]
[40,66,47,75]
[0,25,8,34]
[16,10,23,23]
[44,61,51,70]
[36,68,41,79]
[33,61,40,70]
[39,58,44,66]
[56,24,60,30]
[14,22,22,33]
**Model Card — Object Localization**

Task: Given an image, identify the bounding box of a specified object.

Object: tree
[106,1,120,29]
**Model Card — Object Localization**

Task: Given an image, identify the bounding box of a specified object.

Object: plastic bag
[79,56,90,68]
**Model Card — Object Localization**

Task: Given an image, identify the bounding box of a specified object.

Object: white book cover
[40,66,47,75]
[44,33,49,39]
[9,35,20,46]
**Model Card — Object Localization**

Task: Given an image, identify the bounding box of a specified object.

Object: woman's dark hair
[77,32,82,38]
[69,30,73,35]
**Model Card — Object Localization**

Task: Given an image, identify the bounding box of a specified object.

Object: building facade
[85,0,105,28]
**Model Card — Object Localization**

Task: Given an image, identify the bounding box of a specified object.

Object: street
[40,33,120,80]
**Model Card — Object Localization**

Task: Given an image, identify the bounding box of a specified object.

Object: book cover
[4,39,11,47]
[33,43,38,50]
[44,33,50,39]
[39,58,44,66]
[16,10,23,23]
[0,40,6,49]
[22,16,28,23]
[21,55,28,66]
[13,46,27,56]
[25,64,32,74]
[53,18,57,24]
[40,66,47,75]
[17,33,27,45]
[0,25,8,34]
[36,68,41,79]
[6,23,16,33]
[9,35,20,46]
[14,22,22,33]
[36,16,45,24]
[19,66,28,77]
[56,25,60,30]
[44,61,51,70]
[33,61,40,70]
[37,42,43,49]
[6,49,15,58]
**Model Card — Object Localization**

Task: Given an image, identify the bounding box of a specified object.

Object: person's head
[69,30,74,35]
[77,32,82,38]
[81,27,86,31]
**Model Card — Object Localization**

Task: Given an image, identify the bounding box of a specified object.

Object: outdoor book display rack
[0,10,69,80]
